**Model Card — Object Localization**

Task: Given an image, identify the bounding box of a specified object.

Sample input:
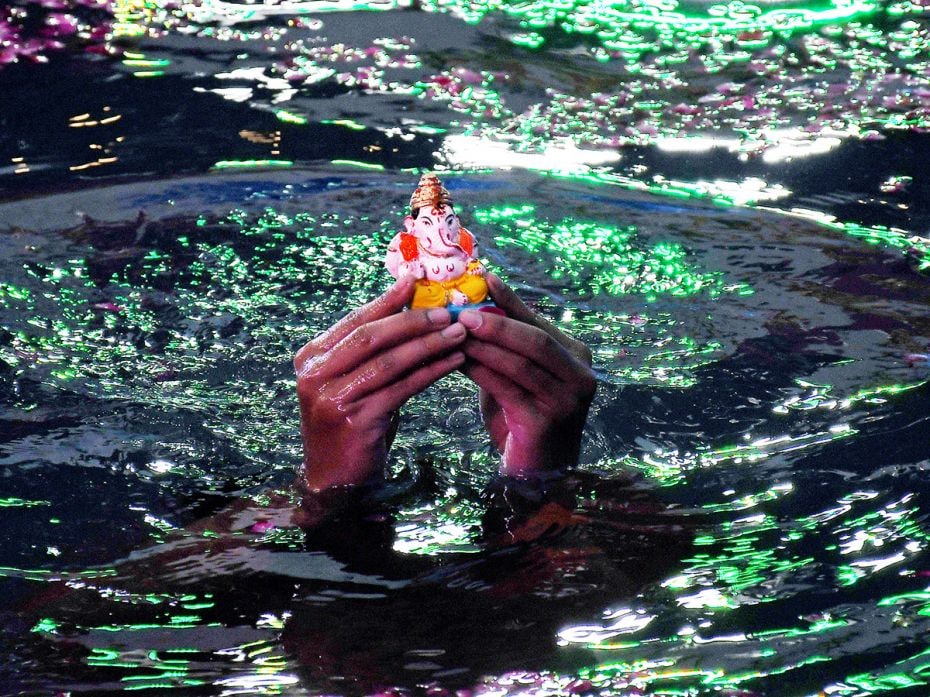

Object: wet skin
[294,273,596,490]
[459,274,596,475]
[294,274,467,491]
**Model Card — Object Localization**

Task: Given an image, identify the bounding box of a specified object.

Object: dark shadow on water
[5,473,695,696]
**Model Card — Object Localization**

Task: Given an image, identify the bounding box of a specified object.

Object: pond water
[3,1,930,696]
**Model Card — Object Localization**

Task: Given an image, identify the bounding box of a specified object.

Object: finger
[462,361,528,412]
[462,338,562,406]
[458,309,582,384]
[485,273,575,351]
[313,306,454,380]
[361,350,466,415]
[334,322,467,401]
[321,276,418,351]
[295,276,416,368]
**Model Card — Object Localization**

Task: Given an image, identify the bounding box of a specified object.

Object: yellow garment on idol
[410,262,489,309]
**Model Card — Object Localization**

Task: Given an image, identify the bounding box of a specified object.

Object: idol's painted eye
[446,215,455,225]
[422,218,433,226]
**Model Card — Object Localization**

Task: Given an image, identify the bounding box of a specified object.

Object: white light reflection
[392,518,480,555]
[834,493,925,578]
[209,67,299,103]
[840,530,884,554]
[184,0,412,26]
[648,173,791,206]
[147,459,175,474]
[635,424,857,484]
[391,500,483,555]
[214,674,300,695]
[805,504,852,525]
[849,552,907,573]
[198,87,254,103]
[655,134,741,153]
[676,588,738,610]
[256,611,291,630]
[655,126,850,163]
[442,134,620,173]
[701,177,788,206]
[692,632,748,644]
[557,607,655,645]
[761,133,843,163]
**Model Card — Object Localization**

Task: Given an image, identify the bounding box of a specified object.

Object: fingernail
[459,311,482,330]
[441,322,466,339]
[427,308,451,324]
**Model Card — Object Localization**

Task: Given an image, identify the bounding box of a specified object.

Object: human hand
[459,274,596,476]
[294,276,467,491]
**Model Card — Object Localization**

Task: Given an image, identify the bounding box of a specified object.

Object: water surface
[3,1,930,695]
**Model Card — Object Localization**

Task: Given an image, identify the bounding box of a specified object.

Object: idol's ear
[403,215,415,233]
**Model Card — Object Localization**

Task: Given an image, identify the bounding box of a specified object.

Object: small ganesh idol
[385,173,502,317]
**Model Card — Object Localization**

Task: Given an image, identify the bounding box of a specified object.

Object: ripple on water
[3,170,930,696]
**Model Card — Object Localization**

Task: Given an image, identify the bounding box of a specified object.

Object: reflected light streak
[761,133,843,163]
[656,127,846,164]
[0,497,50,507]
[330,159,385,170]
[69,156,118,171]
[212,160,293,169]
[828,493,929,584]
[623,424,856,485]
[775,380,929,414]
[216,66,293,92]
[543,168,930,269]
[392,499,483,555]
[702,482,794,513]
[443,134,620,173]
[557,607,655,645]
[199,87,254,103]
[676,588,740,610]
[214,640,297,696]
[655,134,742,153]
[651,174,791,206]
[180,0,413,27]
[214,674,299,695]
[275,110,308,125]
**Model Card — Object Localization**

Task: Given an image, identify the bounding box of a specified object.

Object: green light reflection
[477,203,742,299]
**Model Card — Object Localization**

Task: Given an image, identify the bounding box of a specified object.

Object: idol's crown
[410,173,452,211]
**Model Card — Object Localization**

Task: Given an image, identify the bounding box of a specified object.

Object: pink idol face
[404,204,463,254]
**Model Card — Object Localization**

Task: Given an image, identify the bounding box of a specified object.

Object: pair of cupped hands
[294,273,596,491]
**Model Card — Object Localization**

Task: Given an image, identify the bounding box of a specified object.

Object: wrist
[300,429,388,492]
[498,424,583,477]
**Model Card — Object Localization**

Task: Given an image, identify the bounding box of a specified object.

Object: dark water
[3,1,930,696]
